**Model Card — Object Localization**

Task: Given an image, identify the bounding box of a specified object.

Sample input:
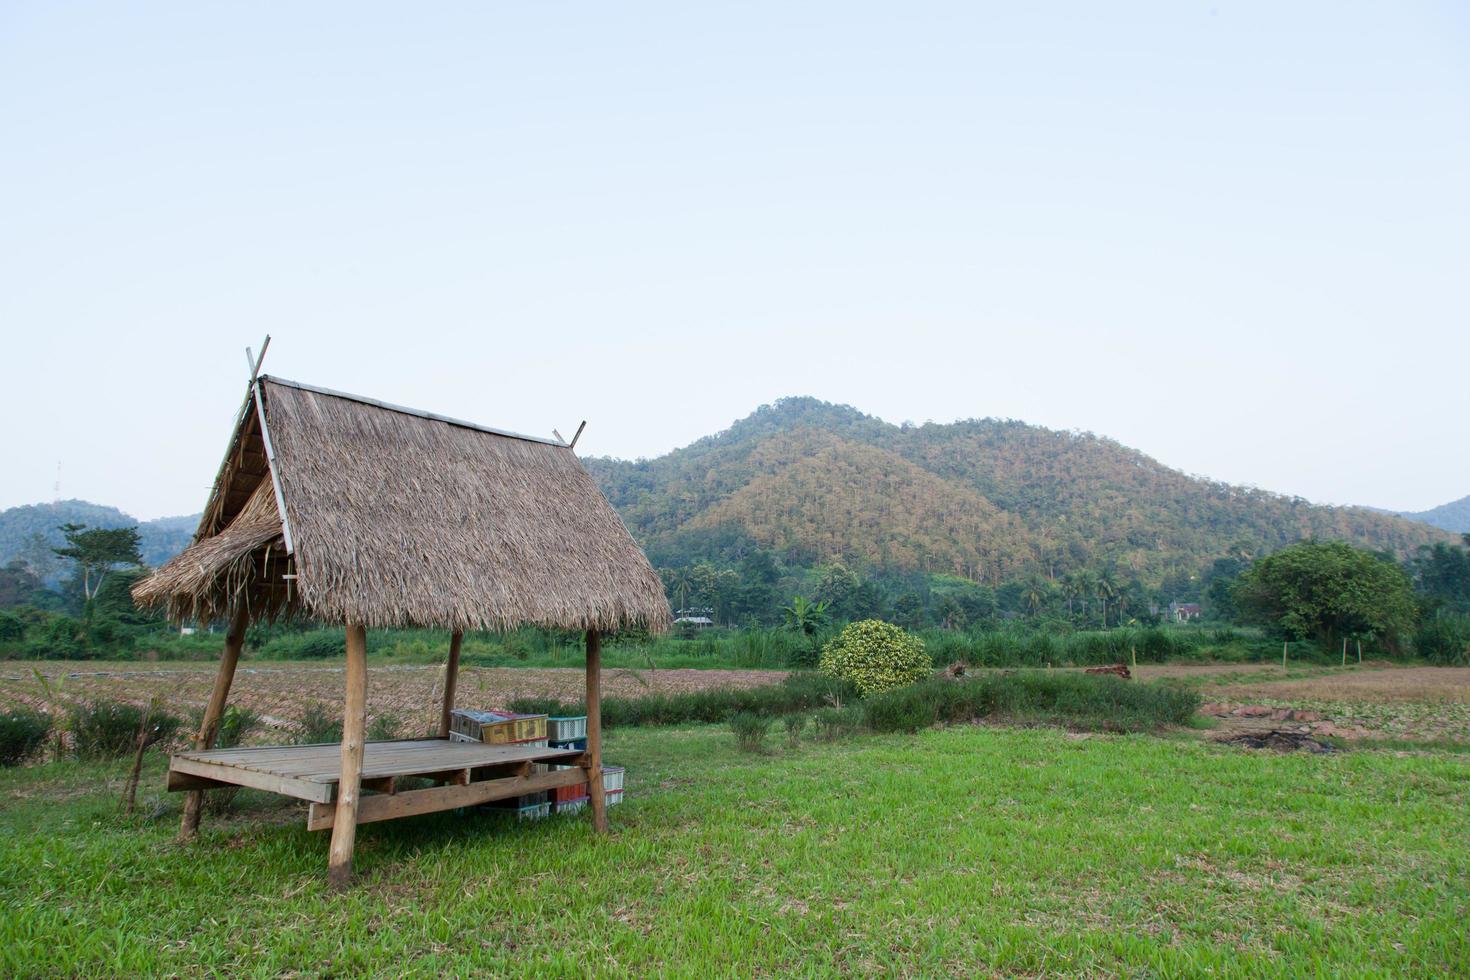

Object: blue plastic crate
[550,737,587,751]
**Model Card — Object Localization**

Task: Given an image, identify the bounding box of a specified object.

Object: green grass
[2,725,1467,975]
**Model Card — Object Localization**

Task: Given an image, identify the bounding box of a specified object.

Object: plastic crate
[554,781,590,804]
[510,801,550,820]
[483,790,548,812]
[553,798,586,815]
[549,737,587,751]
[449,710,547,744]
[602,766,625,793]
[606,788,624,807]
[547,716,588,741]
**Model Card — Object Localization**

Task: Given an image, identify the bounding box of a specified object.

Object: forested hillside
[0,501,197,580]
[1395,495,1470,534]
[585,397,1452,586]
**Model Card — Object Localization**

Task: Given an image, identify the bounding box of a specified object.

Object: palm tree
[662,567,694,614]
[1022,575,1048,618]
[1096,567,1120,629]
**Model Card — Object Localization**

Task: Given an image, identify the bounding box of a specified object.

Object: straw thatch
[133,376,671,634]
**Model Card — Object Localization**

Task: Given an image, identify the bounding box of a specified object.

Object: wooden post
[179,605,249,840]
[438,632,463,738]
[1357,639,1362,664]
[585,628,607,834]
[1342,637,1348,667]
[1282,641,1288,670]
[328,624,369,889]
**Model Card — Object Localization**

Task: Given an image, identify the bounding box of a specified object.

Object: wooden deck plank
[169,756,335,803]
[170,740,581,791]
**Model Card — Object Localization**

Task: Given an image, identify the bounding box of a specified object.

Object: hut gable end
[134,375,671,635]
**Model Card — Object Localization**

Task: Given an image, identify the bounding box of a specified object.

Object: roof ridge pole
[585,628,607,834]
[253,379,295,555]
[178,604,250,841]
[328,624,369,889]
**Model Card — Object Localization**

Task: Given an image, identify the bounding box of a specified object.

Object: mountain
[584,397,1454,584]
[1392,495,1470,534]
[0,500,200,581]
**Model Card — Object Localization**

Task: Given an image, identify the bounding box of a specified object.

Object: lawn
[3,724,1467,976]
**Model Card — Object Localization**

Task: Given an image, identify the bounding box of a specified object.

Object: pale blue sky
[2,2,1466,520]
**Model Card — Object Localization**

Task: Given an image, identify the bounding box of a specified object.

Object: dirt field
[0,661,789,739]
[1134,662,1470,744]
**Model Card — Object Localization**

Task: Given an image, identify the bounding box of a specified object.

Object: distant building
[1169,602,1201,622]
[673,616,713,629]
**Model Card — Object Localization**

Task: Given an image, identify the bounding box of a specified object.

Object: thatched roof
[134,377,671,634]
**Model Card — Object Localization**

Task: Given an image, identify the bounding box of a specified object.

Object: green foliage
[782,713,805,746]
[1233,540,1419,651]
[862,672,1201,734]
[0,706,51,766]
[368,713,401,741]
[820,619,931,696]
[213,706,259,749]
[1416,616,1470,666]
[812,705,863,741]
[259,631,346,659]
[69,701,181,759]
[52,523,143,601]
[728,712,770,753]
[0,612,23,643]
[296,704,343,744]
[508,672,856,728]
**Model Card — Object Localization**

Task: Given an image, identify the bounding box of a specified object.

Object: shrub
[820,620,931,696]
[368,713,400,741]
[297,703,343,744]
[729,712,770,753]
[812,705,863,741]
[260,631,345,660]
[1417,616,1470,666]
[783,713,805,747]
[862,671,1200,735]
[70,700,182,758]
[507,672,857,729]
[0,706,51,766]
[0,612,25,643]
[214,706,259,749]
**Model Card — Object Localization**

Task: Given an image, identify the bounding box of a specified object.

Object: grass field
[3,722,1467,976]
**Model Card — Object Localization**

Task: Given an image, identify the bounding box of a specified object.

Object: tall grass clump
[296,703,343,744]
[863,672,1200,734]
[70,701,182,758]
[0,706,52,766]
[729,713,771,753]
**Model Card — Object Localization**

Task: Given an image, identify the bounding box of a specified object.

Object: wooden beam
[170,755,335,803]
[586,628,607,833]
[178,605,249,840]
[305,767,589,832]
[328,624,368,889]
[438,631,463,738]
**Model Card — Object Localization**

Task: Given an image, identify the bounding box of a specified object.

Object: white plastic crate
[554,798,587,815]
[547,716,588,741]
[602,766,625,793]
[606,788,624,807]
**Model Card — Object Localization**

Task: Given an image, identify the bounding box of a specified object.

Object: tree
[1232,540,1418,652]
[52,524,142,602]
[781,595,828,636]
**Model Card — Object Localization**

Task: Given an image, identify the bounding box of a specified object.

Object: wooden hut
[133,374,671,887]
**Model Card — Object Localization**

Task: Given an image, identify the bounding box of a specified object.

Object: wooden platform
[168,738,591,832]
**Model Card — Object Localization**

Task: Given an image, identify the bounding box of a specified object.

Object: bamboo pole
[438,631,463,738]
[585,629,607,834]
[179,606,249,840]
[328,624,369,889]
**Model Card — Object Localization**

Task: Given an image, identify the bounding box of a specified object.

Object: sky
[1,2,1466,521]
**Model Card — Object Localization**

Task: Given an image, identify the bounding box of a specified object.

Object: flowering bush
[820,619,930,696]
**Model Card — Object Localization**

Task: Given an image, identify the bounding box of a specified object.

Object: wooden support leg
[179,606,249,841]
[328,624,369,889]
[585,628,607,834]
[438,631,463,738]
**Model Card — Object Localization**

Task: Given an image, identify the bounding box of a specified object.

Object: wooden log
[328,624,369,889]
[305,767,589,832]
[586,628,607,833]
[439,631,463,738]
[179,606,249,840]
